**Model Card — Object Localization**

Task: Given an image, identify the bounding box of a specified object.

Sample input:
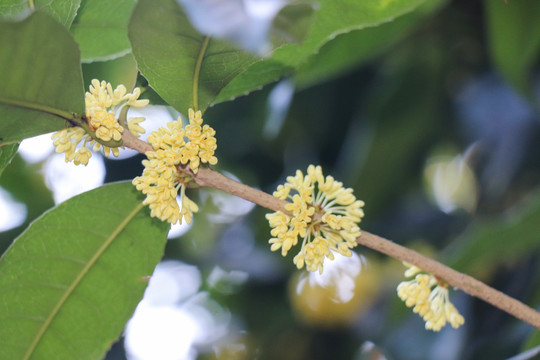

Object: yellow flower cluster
[132,109,218,224]
[266,165,364,274]
[397,263,465,331]
[52,79,148,165]
[178,108,217,173]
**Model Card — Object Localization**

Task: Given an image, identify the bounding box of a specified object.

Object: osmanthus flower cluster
[52,79,148,165]
[266,165,365,274]
[132,109,218,224]
[397,263,465,331]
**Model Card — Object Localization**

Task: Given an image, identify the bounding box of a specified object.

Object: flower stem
[121,130,540,330]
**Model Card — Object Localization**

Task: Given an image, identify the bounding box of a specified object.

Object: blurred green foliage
[486,0,540,96]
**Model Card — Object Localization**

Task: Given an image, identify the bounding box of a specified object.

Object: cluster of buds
[132,109,217,224]
[52,79,148,165]
[397,263,465,331]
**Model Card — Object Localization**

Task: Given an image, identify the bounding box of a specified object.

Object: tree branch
[357,232,540,329]
[121,130,540,330]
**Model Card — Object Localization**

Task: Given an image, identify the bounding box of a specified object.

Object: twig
[121,130,540,330]
[357,232,540,329]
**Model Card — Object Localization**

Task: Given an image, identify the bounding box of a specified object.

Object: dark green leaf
[270,2,316,49]
[0,181,169,360]
[134,73,168,106]
[446,191,540,275]
[213,60,294,105]
[216,0,431,101]
[0,0,81,27]
[271,0,430,67]
[70,0,136,62]
[129,0,261,113]
[0,143,18,177]
[486,0,540,95]
[130,0,430,112]
[130,0,424,111]
[0,12,84,145]
[294,0,445,89]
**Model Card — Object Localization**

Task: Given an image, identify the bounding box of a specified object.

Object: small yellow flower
[133,119,193,225]
[52,79,148,165]
[127,117,146,137]
[266,165,365,274]
[73,146,91,166]
[397,263,465,331]
[178,109,218,173]
[52,127,84,161]
[132,108,218,224]
[133,157,195,225]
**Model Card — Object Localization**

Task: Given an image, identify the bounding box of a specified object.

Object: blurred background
[2,0,540,359]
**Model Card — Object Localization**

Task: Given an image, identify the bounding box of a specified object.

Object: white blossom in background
[296,252,366,303]
[125,261,230,360]
[0,187,27,232]
[44,153,105,204]
[177,0,287,54]
[18,133,55,163]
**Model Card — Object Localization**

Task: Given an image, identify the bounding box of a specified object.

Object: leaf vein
[21,202,145,360]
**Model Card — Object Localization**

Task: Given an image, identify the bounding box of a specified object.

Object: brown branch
[122,130,153,153]
[121,130,540,330]
[357,232,540,329]
[194,168,287,214]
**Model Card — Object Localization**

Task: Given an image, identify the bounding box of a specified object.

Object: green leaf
[70,0,136,62]
[446,191,540,276]
[213,59,294,105]
[294,0,445,89]
[0,12,84,145]
[0,181,169,360]
[216,0,430,102]
[269,2,316,49]
[129,0,261,113]
[486,0,540,95]
[0,143,19,177]
[130,0,429,112]
[271,0,430,67]
[0,0,81,27]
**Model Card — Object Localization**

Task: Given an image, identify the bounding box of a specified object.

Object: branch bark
[122,130,540,330]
